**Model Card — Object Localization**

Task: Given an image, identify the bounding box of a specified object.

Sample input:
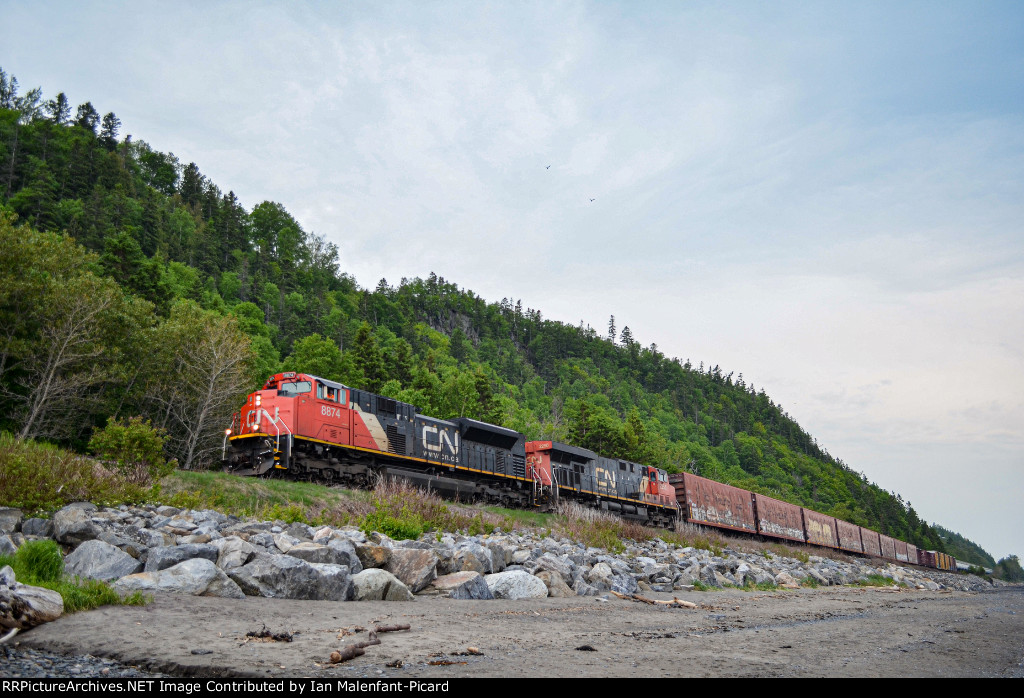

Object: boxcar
[802,509,839,548]
[670,473,757,534]
[752,493,806,543]
[894,539,910,563]
[836,518,864,553]
[879,534,897,561]
[860,527,882,557]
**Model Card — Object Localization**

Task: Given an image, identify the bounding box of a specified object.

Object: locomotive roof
[305,374,349,391]
[453,417,522,440]
[545,441,599,462]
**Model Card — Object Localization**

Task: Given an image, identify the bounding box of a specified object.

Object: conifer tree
[75,102,99,133]
[46,92,70,125]
[99,112,121,149]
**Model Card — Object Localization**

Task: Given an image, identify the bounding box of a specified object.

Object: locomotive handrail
[257,408,292,454]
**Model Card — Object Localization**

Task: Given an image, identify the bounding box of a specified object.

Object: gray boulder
[272,532,301,553]
[53,504,101,546]
[65,540,142,582]
[587,562,615,590]
[394,539,433,550]
[21,518,54,538]
[214,536,257,571]
[808,568,830,586]
[144,544,219,572]
[485,570,548,600]
[428,572,493,600]
[228,553,342,600]
[248,532,277,550]
[285,521,313,540]
[97,531,145,559]
[535,553,572,583]
[327,539,363,573]
[286,542,343,565]
[355,543,391,570]
[351,569,414,601]
[307,563,353,601]
[1,565,64,629]
[511,549,532,565]
[114,559,245,599]
[536,570,574,598]
[385,548,438,593]
[486,542,515,572]
[0,508,22,535]
[700,565,722,588]
[572,577,600,597]
[611,573,639,595]
[451,542,494,575]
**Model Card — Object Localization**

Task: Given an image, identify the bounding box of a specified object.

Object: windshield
[278,380,311,396]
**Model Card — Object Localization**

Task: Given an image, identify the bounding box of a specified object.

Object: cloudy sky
[3,1,1022,560]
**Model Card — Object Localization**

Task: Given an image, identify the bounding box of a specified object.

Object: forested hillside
[0,68,992,560]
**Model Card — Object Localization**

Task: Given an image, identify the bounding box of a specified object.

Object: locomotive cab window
[278,380,311,396]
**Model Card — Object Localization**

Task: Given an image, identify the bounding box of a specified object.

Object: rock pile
[0,503,995,605]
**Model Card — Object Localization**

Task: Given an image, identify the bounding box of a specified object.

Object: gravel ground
[1,644,170,678]
[6,584,1024,678]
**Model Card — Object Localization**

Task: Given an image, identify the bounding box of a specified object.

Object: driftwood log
[610,590,697,608]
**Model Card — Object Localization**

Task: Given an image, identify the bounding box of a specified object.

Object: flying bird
[546,165,551,169]
[589,198,595,202]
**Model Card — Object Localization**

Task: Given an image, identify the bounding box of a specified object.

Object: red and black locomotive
[224,372,678,523]
[224,371,958,571]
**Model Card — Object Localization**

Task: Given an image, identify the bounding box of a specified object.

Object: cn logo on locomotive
[422,424,459,455]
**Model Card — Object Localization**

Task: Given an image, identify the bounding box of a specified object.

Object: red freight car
[669,473,757,534]
[895,539,909,563]
[879,534,897,561]
[803,509,839,548]
[752,493,806,543]
[836,518,864,553]
[907,543,918,566]
[861,527,882,557]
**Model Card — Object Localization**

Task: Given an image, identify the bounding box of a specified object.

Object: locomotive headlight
[225,429,231,436]
[255,394,262,406]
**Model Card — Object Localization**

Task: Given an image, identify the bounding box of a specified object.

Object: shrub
[89,416,176,485]
[0,432,150,513]
[361,509,425,540]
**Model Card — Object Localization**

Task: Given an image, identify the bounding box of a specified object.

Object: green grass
[800,575,820,588]
[854,574,904,588]
[161,470,374,527]
[0,540,147,612]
